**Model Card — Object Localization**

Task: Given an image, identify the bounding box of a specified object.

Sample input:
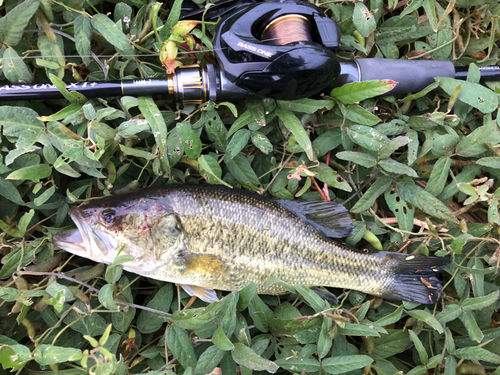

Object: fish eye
[99,209,117,227]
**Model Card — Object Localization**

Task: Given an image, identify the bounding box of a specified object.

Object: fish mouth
[53,208,119,262]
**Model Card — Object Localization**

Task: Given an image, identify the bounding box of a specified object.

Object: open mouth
[53,208,119,262]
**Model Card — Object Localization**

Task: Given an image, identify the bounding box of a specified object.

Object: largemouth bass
[53,184,449,304]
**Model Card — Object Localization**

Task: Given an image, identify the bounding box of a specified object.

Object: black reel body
[213,0,341,100]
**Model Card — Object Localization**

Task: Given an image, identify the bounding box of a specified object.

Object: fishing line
[261,14,313,45]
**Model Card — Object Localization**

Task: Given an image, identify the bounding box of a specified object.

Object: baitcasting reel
[0,0,499,103]
[211,0,341,100]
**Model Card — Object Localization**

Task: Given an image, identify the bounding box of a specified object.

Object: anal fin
[181,284,219,303]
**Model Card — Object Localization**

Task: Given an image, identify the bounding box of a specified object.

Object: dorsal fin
[278,199,354,238]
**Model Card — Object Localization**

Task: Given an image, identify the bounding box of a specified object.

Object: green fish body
[53,185,448,304]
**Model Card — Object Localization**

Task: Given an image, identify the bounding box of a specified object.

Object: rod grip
[355,58,455,95]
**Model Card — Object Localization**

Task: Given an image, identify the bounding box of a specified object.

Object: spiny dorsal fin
[278,199,354,238]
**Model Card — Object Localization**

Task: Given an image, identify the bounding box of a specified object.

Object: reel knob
[213,0,341,100]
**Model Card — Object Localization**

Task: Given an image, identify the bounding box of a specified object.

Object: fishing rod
[0,0,499,104]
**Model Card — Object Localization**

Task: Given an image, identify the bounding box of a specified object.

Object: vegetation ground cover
[0,0,500,374]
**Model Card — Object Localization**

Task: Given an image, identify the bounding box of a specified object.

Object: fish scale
[53,184,449,304]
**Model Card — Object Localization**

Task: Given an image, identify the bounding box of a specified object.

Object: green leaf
[33,186,55,206]
[213,325,234,351]
[407,365,428,375]
[276,109,314,161]
[90,121,116,140]
[313,163,351,191]
[226,129,251,160]
[372,330,412,359]
[346,104,381,126]
[351,176,393,213]
[277,98,334,113]
[476,156,500,168]
[331,80,397,104]
[317,316,333,358]
[193,346,225,375]
[172,300,226,330]
[237,282,257,312]
[408,330,429,365]
[406,310,444,334]
[274,357,320,373]
[251,132,273,154]
[337,323,381,337]
[247,294,273,332]
[353,2,377,37]
[347,125,389,151]
[436,77,498,113]
[455,346,500,364]
[0,345,31,371]
[423,0,438,31]
[0,106,44,165]
[91,14,134,56]
[225,154,261,188]
[449,234,473,255]
[74,16,92,66]
[294,285,326,313]
[227,110,254,138]
[176,122,202,160]
[384,189,415,234]
[336,151,377,168]
[436,304,462,325]
[313,128,342,157]
[167,325,197,369]
[459,311,484,343]
[0,179,25,205]
[269,315,321,336]
[204,108,228,152]
[378,136,413,160]
[322,355,374,374]
[138,97,169,172]
[137,284,173,334]
[2,47,33,84]
[98,284,118,310]
[120,145,155,160]
[372,305,404,327]
[0,0,40,46]
[49,73,86,103]
[378,159,418,178]
[159,0,184,40]
[396,182,457,223]
[460,290,499,312]
[33,345,83,366]
[6,164,52,182]
[425,156,452,196]
[198,155,230,187]
[38,35,65,79]
[231,342,279,373]
[38,103,83,122]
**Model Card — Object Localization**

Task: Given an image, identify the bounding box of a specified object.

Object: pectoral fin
[182,254,229,276]
[181,284,219,303]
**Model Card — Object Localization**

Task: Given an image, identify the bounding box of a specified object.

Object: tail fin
[380,252,450,304]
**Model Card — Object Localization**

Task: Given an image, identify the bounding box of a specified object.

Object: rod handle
[355,58,455,95]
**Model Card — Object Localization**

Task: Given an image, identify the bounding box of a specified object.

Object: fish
[53,184,449,304]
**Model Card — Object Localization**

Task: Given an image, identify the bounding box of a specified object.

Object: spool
[261,15,312,45]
